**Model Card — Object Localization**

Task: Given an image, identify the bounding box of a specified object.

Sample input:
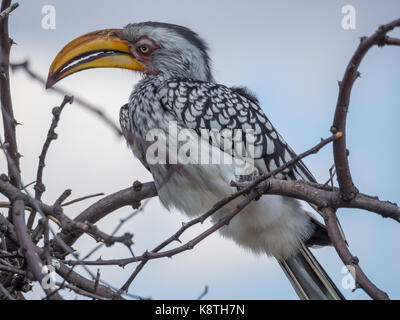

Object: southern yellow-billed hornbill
[46,22,344,300]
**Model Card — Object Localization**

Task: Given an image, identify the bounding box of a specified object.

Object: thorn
[330,126,337,134]
[131,201,141,210]
[132,180,143,191]
[360,36,367,43]
[337,80,342,88]
[52,107,61,117]
[351,256,359,265]
[65,95,74,104]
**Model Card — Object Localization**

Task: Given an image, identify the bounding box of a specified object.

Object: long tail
[278,243,345,300]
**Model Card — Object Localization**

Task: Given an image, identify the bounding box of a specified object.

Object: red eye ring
[134,38,159,56]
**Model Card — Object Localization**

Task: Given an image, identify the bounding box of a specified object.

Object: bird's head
[46,22,213,88]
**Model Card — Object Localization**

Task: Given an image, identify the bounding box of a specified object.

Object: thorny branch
[332,18,400,201]
[0,0,20,188]
[0,2,17,22]
[0,10,399,300]
[27,95,73,229]
[65,133,342,271]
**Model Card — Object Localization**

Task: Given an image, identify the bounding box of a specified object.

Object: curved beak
[46,29,147,88]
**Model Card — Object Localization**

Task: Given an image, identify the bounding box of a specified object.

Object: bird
[46,22,344,300]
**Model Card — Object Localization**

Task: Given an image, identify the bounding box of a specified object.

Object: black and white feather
[118,22,344,300]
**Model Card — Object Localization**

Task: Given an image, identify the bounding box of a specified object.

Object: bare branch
[323,207,389,300]
[56,282,110,300]
[0,281,15,300]
[54,182,157,254]
[0,2,18,22]
[61,192,105,207]
[12,199,63,299]
[27,95,73,229]
[332,18,400,200]
[0,0,20,188]
[56,262,123,300]
[235,179,400,223]
[384,36,400,46]
[0,262,26,275]
[68,134,340,273]
[197,285,209,300]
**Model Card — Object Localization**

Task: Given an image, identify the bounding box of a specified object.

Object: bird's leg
[232,164,262,200]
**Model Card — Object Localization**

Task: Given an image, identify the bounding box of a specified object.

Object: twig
[71,133,341,274]
[66,190,259,268]
[54,182,157,255]
[0,262,26,275]
[61,192,105,207]
[22,180,35,189]
[323,207,389,300]
[235,178,400,222]
[0,0,20,188]
[56,281,110,300]
[54,189,72,207]
[332,18,400,200]
[93,268,100,298]
[384,36,400,46]
[0,2,18,22]
[81,199,150,261]
[0,281,14,300]
[12,199,63,299]
[56,262,123,300]
[28,95,73,229]
[197,285,209,300]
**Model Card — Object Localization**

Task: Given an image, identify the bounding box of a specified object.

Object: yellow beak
[46,29,147,88]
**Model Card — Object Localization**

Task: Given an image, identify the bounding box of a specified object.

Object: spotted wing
[158,79,315,182]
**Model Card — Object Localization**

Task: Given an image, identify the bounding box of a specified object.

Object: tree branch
[332,18,400,200]
[54,181,157,254]
[323,207,389,300]
[235,178,400,223]
[0,0,20,188]
[12,199,63,299]
[27,95,73,229]
[0,1,17,21]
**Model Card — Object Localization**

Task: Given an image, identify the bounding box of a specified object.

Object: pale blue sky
[1,0,399,299]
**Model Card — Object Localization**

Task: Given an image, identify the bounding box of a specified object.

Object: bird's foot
[232,165,262,199]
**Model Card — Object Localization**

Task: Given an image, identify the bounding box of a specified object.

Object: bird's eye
[139,45,150,54]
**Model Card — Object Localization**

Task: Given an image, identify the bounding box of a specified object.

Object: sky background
[1,0,400,300]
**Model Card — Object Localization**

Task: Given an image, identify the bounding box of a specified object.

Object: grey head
[122,22,214,82]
